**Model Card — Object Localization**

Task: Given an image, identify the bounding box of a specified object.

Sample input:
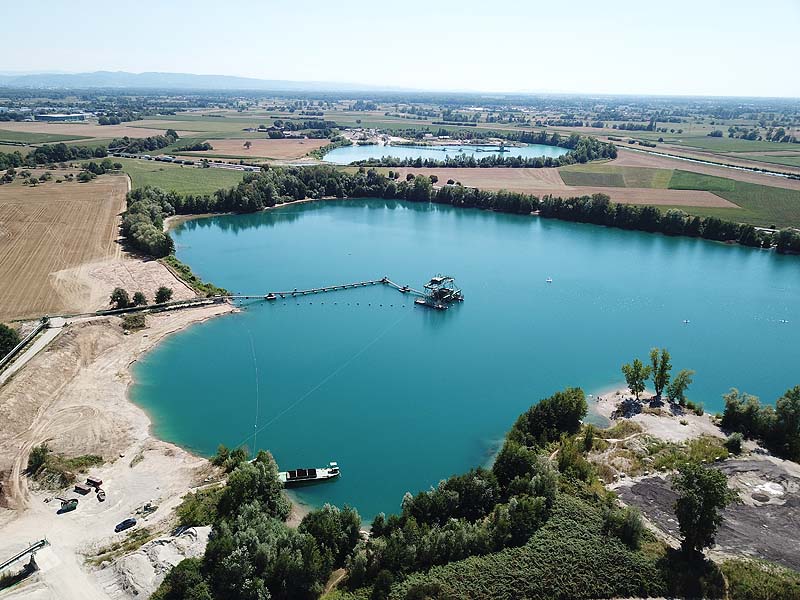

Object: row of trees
[109,286,173,309]
[621,348,694,405]
[538,194,800,253]
[350,136,617,169]
[121,166,800,261]
[721,386,800,461]
[108,129,179,154]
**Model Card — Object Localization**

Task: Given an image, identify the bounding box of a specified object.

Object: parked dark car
[114,518,137,533]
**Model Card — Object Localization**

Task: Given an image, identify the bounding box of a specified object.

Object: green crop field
[742,154,800,168]
[665,170,800,228]
[119,158,246,195]
[669,135,795,153]
[0,129,91,144]
[556,165,800,227]
[559,164,673,188]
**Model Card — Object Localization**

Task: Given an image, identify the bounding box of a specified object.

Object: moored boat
[278,462,340,487]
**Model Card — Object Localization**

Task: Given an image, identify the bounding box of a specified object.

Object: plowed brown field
[0,174,127,320]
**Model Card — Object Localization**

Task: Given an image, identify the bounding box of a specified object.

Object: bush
[724,432,744,455]
[602,505,645,550]
[176,487,223,527]
[122,314,146,331]
[721,559,800,600]
[0,322,21,357]
[685,399,704,415]
[27,443,50,474]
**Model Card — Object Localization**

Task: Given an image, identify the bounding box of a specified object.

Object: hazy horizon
[1,0,799,98]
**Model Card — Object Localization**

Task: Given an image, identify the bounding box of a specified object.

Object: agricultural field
[118,158,246,194]
[175,137,328,160]
[735,154,800,168]
[0,129,91,144]
[559,164,673,188]
[392,167,734,208]
[0,173,127,320]
[0,120,189,142]
[560,161,800,227]
[668,171,800,228]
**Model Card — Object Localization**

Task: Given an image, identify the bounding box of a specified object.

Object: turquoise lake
[322,143,568,164]
[130,200,799,520]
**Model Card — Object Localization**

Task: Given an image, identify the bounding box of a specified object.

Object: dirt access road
[0,305,232,599]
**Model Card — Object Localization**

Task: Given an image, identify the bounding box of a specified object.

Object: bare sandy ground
[51,257,196,316]
[0,304,233,599]
[394,167,735,208]
[189,137,329,159]
[593,387,724,442]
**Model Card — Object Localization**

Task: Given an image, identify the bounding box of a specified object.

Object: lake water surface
[131,200,799,520]
[322,143,569,164]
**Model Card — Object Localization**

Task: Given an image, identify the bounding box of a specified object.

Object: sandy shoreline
[0,302,238,598]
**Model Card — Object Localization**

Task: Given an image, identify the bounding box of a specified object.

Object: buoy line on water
[235,309,411,449]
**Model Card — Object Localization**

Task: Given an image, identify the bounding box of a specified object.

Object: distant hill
[0,71,406,92]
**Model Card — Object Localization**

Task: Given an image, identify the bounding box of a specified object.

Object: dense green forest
[121,165,800,259]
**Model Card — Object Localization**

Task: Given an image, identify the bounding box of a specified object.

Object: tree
[721,388,764,438]
[672,464,736,555]
[649,348,672,399]
[217,450,291,520]
[155,286,174,304]
[132,291,147,306]
[109,287,131,309]
[621,358,651,401]
[771,386,800,461]
[0,322,21,357]
[667,369,694,406]
[299,504,361,567]
[507,387,587,448]
[151,558,212,600]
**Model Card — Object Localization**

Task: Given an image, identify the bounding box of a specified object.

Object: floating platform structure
[227,275,463,310]
[414,275,464,310]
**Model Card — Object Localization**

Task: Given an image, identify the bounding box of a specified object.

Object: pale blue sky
[3,0,799,97]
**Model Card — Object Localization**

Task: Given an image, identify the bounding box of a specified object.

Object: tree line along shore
[121,165,800,266]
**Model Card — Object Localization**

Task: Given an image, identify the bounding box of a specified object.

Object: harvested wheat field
[192,137,329,159]
[394,167,736,208]
[0,175,129,320]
